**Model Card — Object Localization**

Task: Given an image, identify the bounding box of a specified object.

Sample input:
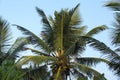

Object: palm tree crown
[16,4,113,80]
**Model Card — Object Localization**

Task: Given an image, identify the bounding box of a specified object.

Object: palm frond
[86,25,107,37]
[76,57,110,66]
[108,56,120,76]
[0,17,11,53]
[36,7,54,47]
[80,36,119,58]
[111,13,120,45]
[17,56,57,67]
[69,4,81,26]
[72,62,106,79]
[14,25,51,53]
[53,10,64,50]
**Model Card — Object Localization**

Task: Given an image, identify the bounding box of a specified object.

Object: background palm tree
[0,17,29,79]
[105,1,120,76]
[16,4,112,80]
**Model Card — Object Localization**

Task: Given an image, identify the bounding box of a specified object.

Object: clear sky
[0,0,119,80]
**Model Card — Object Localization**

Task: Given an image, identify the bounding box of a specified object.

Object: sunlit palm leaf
[17,56,57,67]
[86,25,107,37]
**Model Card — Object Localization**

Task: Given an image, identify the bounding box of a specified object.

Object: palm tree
[0,17,29,79]
[15,4,113,80]
[0,17,29,64]
[105,1,120,76]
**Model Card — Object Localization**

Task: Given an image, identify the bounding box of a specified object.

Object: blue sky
[0,0,119,80]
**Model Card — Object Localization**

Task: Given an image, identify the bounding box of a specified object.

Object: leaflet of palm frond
[76,57,110,66]
[0,17,11,53]
[81,36,119,58]
[105,2,120,11]
[17,56,57,67]
[15,25,51,53]
[85,25,107,37]
[72,62,105,79]
[7,37,29,58]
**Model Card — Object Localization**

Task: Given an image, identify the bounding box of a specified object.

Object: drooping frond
[76,57,110,66]
[72,62,106,79]
[14,25,51,53]
[86,25,107,37]
[80,36,119,58]
[17,56,57,67]
[0,17,11,53]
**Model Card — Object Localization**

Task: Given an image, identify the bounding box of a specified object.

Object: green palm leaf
[73,62,106,79]
[80,36,119,58]
[17,56,57,67]
[86,25,107,37]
